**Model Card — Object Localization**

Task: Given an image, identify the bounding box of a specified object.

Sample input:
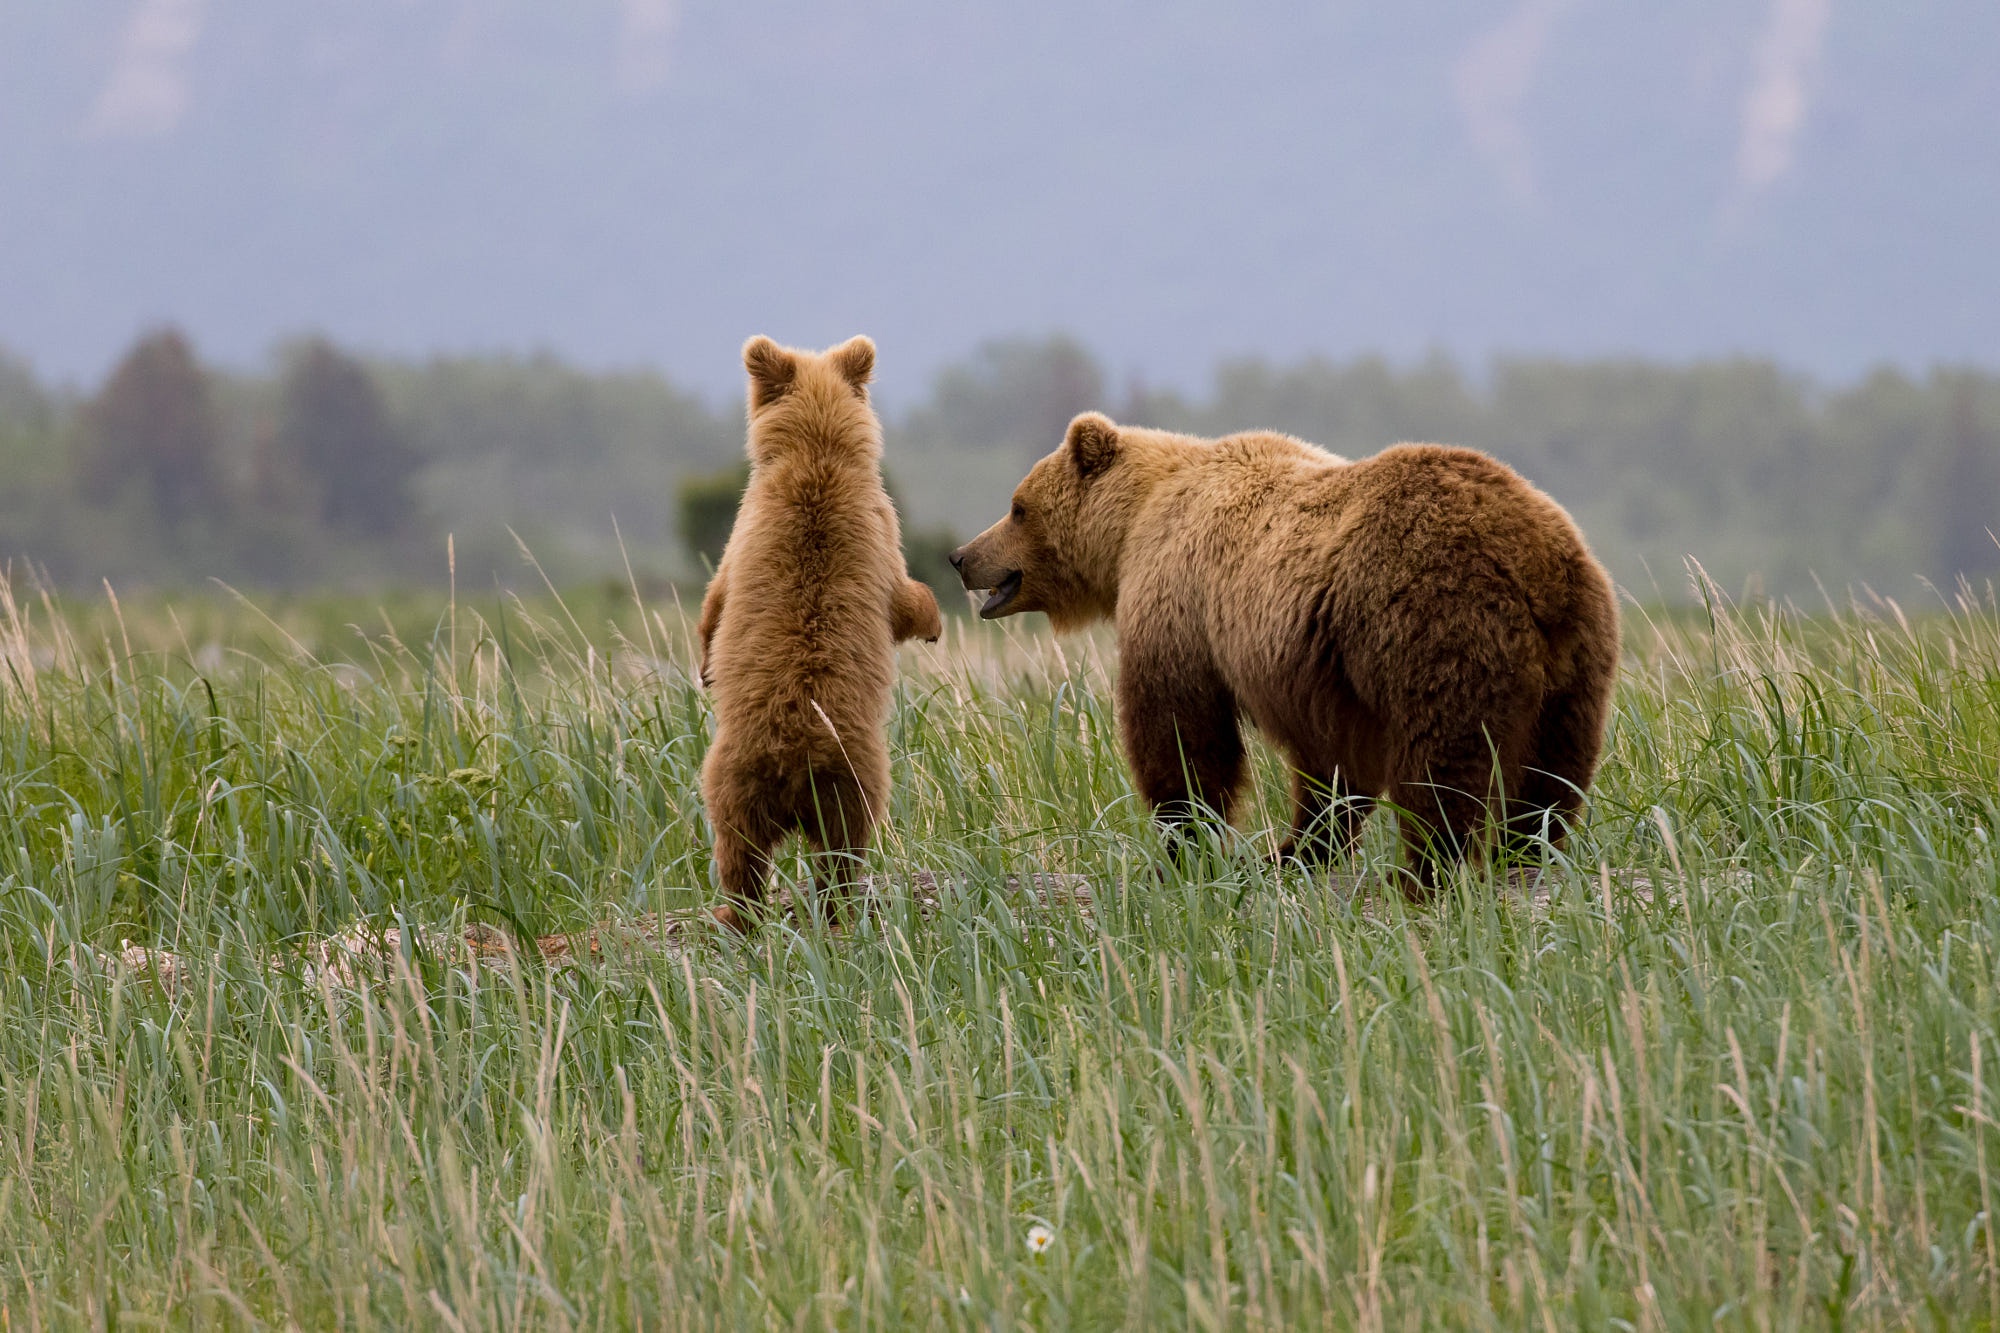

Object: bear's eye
[1010,501,1027,523]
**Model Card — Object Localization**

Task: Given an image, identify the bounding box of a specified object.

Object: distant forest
[0,329,1994,606]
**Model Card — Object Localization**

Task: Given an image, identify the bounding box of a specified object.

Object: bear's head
[741,334,881,466]
[949,412,1139,631]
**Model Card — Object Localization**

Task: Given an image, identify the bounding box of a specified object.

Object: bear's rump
[704,707,890,828]
[708,739,882,812]
[1212,540,1552,794]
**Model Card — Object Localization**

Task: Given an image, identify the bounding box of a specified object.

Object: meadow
[2,570,1998,1330]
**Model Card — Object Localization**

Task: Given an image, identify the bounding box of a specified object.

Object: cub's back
[709,459,903,729]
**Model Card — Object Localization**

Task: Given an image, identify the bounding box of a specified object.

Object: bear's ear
[743,336,798,410]
[1065,412,1121,479]
[830,336,875,393]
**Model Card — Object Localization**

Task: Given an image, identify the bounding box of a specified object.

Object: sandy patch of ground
[98,864,1711,992]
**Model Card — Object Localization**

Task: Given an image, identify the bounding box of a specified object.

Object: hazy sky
[2,2,1995,400]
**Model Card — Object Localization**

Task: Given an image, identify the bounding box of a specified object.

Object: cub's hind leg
[702,746,782,933]
[708,811,779,934]
[798,771,879,928]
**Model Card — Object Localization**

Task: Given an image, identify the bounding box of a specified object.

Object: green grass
[2,571,1998,1329]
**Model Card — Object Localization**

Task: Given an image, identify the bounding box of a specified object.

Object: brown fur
[698,336,941,930]
[950,412,1619,895]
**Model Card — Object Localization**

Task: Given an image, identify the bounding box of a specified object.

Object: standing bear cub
[699,336,941,931]
[950,413,1618,895]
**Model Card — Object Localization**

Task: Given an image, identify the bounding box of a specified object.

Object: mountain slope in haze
[1,2,1995,399]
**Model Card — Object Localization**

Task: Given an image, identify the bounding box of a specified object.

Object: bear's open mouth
[979,570,1023,619]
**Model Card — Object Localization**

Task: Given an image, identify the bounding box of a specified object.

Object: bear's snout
[949,537,1002,591]
[947,530,1027,618]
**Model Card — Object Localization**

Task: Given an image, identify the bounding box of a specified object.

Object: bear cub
[951,413,1619,896]
[698,335,941,931]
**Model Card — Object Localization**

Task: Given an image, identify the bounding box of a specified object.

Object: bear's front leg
[890,577,942,644]
[1117,655,1244,864]
[696,569,728,688]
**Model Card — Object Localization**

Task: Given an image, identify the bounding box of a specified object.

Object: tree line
[0,327,1992,603]
[882,337,2000,603]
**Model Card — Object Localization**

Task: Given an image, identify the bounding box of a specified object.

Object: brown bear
[949,412,1619,895]
[698,335,942,931]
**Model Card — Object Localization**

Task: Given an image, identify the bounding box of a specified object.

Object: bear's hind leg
[1514,561,1620,854]
[1277,768,1374,870]
[1509,679,1613,856]
[710,819,778,934]
[799,773,878,928]
[1392,771,1492,902]
[1390,735,1530,902]
[704,750,783,931]
[1378,594,1545,899]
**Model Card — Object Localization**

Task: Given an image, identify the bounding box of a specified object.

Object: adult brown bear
[949,412,1619,895]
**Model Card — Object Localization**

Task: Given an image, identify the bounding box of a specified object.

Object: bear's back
[1336,444,1600,630]
[709,457,903,745]
[1129,435,1611,720]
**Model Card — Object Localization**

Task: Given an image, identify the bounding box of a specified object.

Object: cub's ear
[743,336,798,409]
[831,335,875,392]
[1065,412,1121,478]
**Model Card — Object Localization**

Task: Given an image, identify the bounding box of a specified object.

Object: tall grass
[1,571,1997,1329]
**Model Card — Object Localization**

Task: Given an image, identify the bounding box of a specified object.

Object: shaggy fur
[950,412,1619,895]
[698,336,941,930]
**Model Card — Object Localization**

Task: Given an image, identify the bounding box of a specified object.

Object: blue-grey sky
[1,1,1995,401]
